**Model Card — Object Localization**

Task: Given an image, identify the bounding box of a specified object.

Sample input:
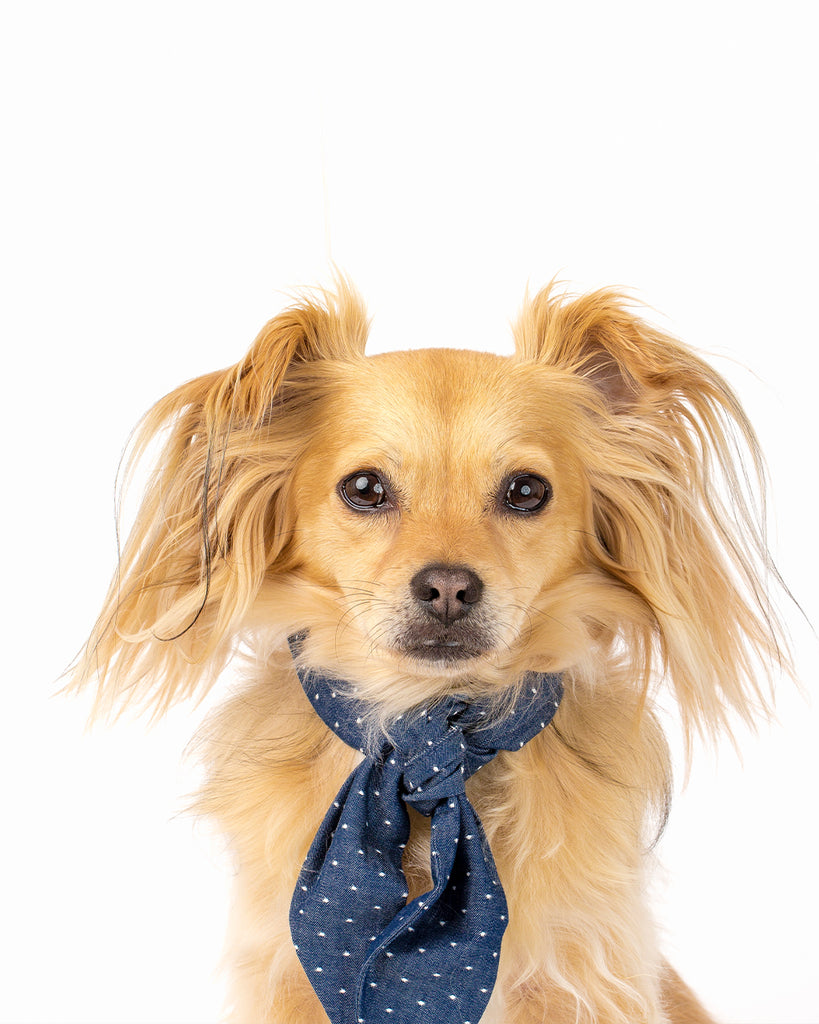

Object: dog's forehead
[311,347,575,480]
[347,348,529,430]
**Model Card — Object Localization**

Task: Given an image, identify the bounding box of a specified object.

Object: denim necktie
[289,643,563,1024]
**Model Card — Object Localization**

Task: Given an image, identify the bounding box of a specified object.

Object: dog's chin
[401,640,488,665]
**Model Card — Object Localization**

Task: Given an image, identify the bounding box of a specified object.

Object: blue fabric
[288,640,563,1024]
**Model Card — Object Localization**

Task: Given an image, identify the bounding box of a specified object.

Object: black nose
[410,564,484,625]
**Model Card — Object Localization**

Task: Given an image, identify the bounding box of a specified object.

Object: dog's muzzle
[398,563,495,662]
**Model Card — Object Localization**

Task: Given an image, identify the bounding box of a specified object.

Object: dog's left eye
[339,472,390,510]
[503,473,552,513]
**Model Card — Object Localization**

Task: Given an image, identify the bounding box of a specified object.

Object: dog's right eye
[339,472,391,510]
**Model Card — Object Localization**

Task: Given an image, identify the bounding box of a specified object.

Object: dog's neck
[287,631,563,1024]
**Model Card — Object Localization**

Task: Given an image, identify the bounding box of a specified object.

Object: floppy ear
[70,280,369,720]
[514,284,790,747]
[514,283,702,411]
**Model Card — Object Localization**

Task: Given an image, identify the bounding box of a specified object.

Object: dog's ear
[513,283,684,411]
[69,281,369,720]
[514,285,791,748]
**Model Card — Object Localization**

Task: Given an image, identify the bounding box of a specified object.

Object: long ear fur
[515,284,792,748]
[69,281,369,720]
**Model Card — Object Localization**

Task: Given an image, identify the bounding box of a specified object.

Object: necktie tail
[356,793,507,1024]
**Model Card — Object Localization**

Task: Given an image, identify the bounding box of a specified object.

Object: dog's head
[73,280,787,739]
[282,346,592,697]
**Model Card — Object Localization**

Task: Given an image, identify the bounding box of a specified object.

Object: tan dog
[72,281,788,1022]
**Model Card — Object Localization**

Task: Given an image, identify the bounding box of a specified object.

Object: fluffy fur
[71,279,790,1022]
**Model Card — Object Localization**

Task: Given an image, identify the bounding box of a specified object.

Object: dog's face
[288,348,591,686]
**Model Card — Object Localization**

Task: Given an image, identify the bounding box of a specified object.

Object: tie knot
[400,725,468,814]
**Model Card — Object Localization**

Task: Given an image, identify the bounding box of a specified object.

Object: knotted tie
[289,642,563,1024]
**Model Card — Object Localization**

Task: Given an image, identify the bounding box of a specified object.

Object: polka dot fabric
[288,638,563,1024]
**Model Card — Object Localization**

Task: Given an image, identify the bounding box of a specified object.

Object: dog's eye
[504,474,552,513]
[340,472,390,510]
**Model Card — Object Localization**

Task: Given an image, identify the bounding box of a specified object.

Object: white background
[2,2,817,1022]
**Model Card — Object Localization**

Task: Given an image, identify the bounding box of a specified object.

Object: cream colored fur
[71,280,790,1022]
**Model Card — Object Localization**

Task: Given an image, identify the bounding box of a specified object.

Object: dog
[71,279,789,1023]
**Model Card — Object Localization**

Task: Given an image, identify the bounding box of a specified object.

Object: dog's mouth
[396,624,494,664]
